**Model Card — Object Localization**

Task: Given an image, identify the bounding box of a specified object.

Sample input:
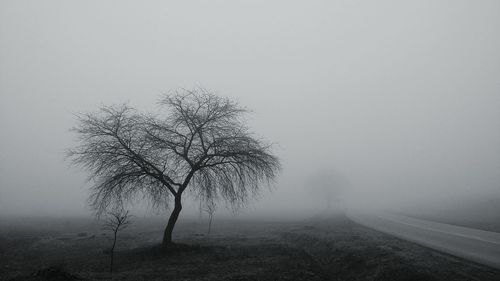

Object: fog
[1,0,499,220]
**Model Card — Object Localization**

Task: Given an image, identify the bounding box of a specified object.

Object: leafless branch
[67,88,280,245]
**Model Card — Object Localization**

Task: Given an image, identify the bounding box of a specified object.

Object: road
[346,210,500,269]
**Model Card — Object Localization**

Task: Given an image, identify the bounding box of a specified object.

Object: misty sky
[1,0,499,217]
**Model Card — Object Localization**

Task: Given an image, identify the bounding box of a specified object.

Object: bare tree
[68,88,280,247]
[102,209,132,273]
[308,170,349,211]
[204,198,216,238]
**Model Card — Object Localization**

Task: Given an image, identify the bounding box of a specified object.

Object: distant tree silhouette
[68,88,280,247]
[102,209,132,272]
[308,170,349,211]
[204,198,216,238]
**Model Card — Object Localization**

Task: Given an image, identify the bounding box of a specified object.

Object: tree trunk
[110,231,117,272]
[162,195,182,247]
[207,214,213,237]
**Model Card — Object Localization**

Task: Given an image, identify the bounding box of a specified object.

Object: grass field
[1,214,499,280]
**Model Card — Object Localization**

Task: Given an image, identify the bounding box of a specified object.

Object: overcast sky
[1,0,499,217]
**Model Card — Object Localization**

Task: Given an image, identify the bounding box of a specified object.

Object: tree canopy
[68,89,280,245]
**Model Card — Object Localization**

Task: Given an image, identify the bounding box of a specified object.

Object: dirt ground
[1,214,499,281]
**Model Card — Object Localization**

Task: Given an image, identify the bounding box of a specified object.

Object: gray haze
[1,0,499,218]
